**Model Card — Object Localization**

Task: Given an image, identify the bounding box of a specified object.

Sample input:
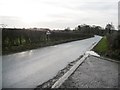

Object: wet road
[2,36,102,88]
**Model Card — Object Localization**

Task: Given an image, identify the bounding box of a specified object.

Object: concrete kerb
[51,38,102,88]
[51,54,89,88]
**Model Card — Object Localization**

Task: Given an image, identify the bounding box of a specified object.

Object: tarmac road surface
[2,36,102,88]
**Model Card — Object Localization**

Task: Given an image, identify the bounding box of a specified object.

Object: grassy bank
[93,36,109,55]
[93,36,120,61]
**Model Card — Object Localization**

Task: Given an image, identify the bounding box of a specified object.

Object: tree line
[2,27,93,54]
[2,24,118,54]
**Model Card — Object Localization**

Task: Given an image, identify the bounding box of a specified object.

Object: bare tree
[0,24,7,28]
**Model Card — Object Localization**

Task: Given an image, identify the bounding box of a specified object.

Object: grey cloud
[68,2,117,12]
[0,16,25,28]
[0,0,118,29]
[42,1,117,11]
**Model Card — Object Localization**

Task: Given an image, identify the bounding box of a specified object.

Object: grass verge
[93,36,109,55]
[93,36,120,61]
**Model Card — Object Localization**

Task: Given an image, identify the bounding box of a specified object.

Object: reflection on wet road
[3,36,102,88]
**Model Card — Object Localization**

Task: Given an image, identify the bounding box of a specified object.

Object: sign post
[46,31,51,41]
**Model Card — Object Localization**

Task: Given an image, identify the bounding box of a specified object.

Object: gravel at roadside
[60,55,119,88]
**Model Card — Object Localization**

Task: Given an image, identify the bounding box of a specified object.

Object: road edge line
[51,54,89,88]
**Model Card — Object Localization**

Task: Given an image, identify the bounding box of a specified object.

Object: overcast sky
[0,0,119,29]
